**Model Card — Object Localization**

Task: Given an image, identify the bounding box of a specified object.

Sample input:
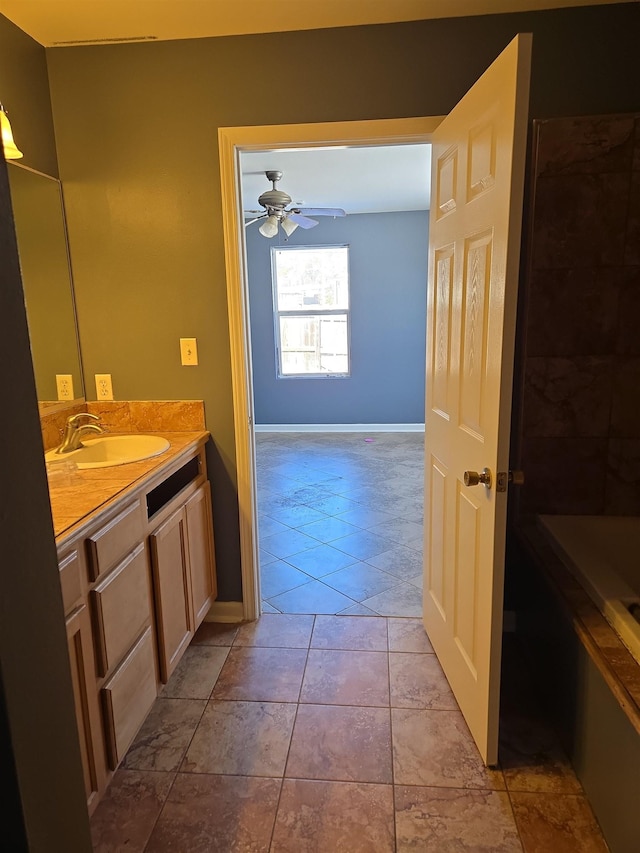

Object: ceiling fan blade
[244,215,266,227]
[288,213,319,229]
[293,207,346,217]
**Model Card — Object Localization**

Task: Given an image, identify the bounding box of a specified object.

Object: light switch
[56,374,74,401]
[180,337,198,366]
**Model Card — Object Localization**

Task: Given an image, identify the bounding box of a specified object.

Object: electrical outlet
[55,374,74,401]
[180,337,198,366]
[95,373,114,400]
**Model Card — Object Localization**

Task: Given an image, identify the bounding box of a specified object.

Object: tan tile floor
[90,616,609,851]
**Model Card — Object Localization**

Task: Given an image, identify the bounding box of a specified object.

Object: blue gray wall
[246,210,429,425]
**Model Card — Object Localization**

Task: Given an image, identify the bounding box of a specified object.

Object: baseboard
[254,423,425,433]
[204,601,245,623]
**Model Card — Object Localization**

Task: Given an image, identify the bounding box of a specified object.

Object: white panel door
[423,34,532,765]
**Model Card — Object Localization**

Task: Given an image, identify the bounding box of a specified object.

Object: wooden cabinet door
[66,603,106,815]
[149,507,193,682]
[184,482,217,627]
[101,627,157,770]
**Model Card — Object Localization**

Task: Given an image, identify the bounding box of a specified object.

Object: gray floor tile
[362,582,423,617]
[257,516,291,538]
[281,484,334,504]
[298,516,360,543]
[322,562,398,602]
[332,530,396,561]
[261,528,320,559]
[258,472,302,493]
[268,579,357,615]
[260,560,313,599]
[338,602,381,616]
[256,433,425,619]
[259,493,300,515]
[366,545,423,582]
[367,518,424,544]
[259,548,278,566]
[336,506,398,529]
[305,493,362,515]
[266,504,329,527]
[285,544,358,578]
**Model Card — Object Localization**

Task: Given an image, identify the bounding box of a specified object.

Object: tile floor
[89,433,608,850]
[90,615,609,851]
[256,432,424,617]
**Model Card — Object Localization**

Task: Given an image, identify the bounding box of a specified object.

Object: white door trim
[218,116,443,622]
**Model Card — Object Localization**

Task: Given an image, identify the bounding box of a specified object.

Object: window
[272,245,350,377]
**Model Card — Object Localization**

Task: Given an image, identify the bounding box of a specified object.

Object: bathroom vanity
[50,430,216,813]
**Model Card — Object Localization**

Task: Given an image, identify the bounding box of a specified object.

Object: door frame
[218,116,443,621]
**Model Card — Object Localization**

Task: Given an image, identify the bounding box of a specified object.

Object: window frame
[270,243,351,379]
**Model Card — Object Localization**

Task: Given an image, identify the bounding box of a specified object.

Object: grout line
[266,614,316,850]
[385,615,400,849]
[138,648,233,850]
[504,785,527,853]
[141,769,180,852]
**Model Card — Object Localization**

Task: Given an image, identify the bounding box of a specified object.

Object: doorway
[240,144,431,617]
[219,117,442,622]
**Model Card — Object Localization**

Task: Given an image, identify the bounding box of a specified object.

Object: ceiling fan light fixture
[246,171,346,236]
[258,214,279,238]
[0,104,23,160]
[281,217,298,237]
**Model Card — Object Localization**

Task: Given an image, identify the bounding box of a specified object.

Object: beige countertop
[47,431,210,543]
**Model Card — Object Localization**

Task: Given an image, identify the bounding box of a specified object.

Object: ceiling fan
[244,170,346,237]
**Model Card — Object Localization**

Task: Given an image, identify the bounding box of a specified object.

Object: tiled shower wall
[518,113,640,515]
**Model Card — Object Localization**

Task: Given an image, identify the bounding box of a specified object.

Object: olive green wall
[0,14,57,176]
[43,2,639,600]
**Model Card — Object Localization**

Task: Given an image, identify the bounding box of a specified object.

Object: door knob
[464,468,492,489]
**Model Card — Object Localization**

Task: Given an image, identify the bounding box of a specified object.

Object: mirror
[7,162,84,403]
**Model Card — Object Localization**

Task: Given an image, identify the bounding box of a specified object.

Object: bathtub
[538,515,640,666]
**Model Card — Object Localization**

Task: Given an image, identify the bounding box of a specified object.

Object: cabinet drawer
[101,627,156,770]
[59,548,83,615]
[86,500,144,581]
[91,543,151,677]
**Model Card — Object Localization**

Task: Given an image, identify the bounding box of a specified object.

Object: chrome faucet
[55,412,105,454]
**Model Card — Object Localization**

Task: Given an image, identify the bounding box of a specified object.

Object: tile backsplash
[40,400,206,451]
[517,113,640,515]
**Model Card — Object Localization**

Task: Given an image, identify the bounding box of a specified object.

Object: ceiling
[241,145,432,218]
[0,0,631,47]
[1,0,626,218]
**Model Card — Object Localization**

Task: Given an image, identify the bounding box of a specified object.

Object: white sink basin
[45,434,171,470]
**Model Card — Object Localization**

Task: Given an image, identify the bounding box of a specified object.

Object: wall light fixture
[1,104,23,159]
